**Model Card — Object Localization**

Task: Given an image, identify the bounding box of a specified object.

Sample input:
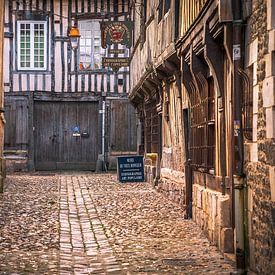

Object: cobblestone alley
[0,173,236,274]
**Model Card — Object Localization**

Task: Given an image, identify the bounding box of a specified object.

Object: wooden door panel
[34,102,58,170]
[34,101,99,170]
[110,100,137,154]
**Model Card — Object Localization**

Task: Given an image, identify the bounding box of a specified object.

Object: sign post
[117,156,145,183]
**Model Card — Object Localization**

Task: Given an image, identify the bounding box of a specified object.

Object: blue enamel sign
[117,156,144,183]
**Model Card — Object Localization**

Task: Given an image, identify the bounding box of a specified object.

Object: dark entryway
[34,101,99,170]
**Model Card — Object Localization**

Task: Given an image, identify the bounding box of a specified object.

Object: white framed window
[17,21,47,70]
[78,20,106,70]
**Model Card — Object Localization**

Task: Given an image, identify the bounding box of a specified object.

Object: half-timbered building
[129,1,183,205]
[130,0,275,272]
[3,0,137,171]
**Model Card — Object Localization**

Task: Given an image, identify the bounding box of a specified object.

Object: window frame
[78,20,106,71]
[17,20,47,71]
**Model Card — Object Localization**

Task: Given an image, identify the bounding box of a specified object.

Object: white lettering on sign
[126,158,134,163]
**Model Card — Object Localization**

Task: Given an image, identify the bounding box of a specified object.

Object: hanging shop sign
[102,57,130,72]
[101,21,133,48]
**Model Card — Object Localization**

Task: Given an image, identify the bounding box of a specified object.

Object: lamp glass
[70,37,79,49]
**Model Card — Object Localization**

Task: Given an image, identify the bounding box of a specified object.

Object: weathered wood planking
[4,0,130,94]
[109,100,137,153]
[34,101,100,170]
[179,0,208,36]
[4,96,29,150]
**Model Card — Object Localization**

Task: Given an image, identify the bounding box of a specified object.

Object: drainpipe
[232,0,246,271]
[96,94,107,172]
[102,95,106,171]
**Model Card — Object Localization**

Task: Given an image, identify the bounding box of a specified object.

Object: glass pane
[94,46,100,53]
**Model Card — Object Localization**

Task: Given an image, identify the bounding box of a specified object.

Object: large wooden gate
[34,101,99,170]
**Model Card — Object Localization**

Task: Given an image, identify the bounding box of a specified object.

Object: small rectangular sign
[108,49,125,55]
[233,44,241,60]
[117,156,145,183]
[102,57,129,67]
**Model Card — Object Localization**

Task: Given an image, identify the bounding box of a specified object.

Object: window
[17,21,47,70]
[158,0,171,22]
[158,0,164,23]
[190,76,215,172]
[145,100,160,153]
[241,67,253,141]
[78,21,106,70]
[164,0,171,14]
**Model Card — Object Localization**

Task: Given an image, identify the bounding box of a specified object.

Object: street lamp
[68,26,80,50]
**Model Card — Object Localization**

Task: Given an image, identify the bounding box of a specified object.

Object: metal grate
[239,68,253,141]
[189,75,215,171]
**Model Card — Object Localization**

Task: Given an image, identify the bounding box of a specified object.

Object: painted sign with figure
[101,21,133,48]
[117,156,144,183]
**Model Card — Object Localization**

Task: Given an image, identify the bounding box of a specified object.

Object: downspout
[102,96,106,171]
[232,0,246,270]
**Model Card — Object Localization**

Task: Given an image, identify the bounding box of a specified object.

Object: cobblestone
[0,174,59,274]
[0,173,237,274]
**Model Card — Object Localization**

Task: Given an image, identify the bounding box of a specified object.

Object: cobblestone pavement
[0,173,237,274]
[0,174,59,274]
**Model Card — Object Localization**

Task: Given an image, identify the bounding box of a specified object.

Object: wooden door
[4,96,29,151]
[109,100,137,154]
[34,101,99,170]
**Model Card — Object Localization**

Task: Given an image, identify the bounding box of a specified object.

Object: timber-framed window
[78,20,106,70]
[17,21,47,70]
[190,76,215,172]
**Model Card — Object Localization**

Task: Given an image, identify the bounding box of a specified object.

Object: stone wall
[4,151,28,173]
[192,173,233,253]
[245,0,275,273]
[157,167,186,208]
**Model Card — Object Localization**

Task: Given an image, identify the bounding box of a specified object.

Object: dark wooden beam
[182,58,193,99]
[204,23,224,98]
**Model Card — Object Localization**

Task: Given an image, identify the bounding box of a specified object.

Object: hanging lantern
[68,26,80,50]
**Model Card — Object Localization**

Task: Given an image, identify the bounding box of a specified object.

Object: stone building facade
[245,0,275,273]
